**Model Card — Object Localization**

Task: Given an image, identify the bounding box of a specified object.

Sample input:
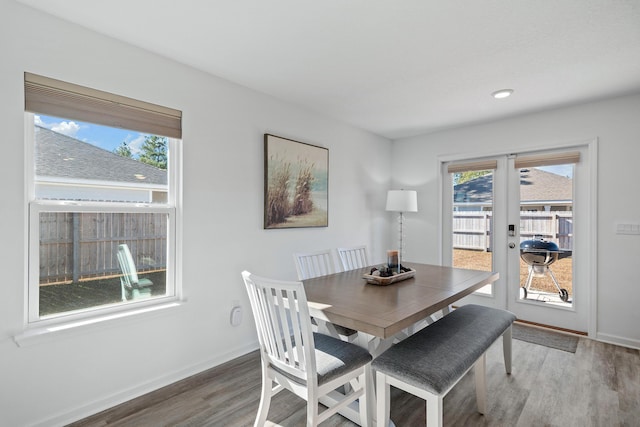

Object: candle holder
[387,249,400,273]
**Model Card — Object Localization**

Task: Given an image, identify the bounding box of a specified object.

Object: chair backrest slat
[285,288,306,368]
[274,288,294,365]
[242,271,316,383]
[293,249,337,280]
[257,287,281,360]
[337,246,369,271]
[117,244,139,286]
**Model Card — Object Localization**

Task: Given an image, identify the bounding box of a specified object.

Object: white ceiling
[17,0,640,139]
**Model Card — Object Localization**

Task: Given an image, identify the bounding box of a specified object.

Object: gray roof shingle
[454,168,572,204]
[35,126,167,186]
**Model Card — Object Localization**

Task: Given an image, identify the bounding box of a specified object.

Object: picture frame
[264,134,328,229]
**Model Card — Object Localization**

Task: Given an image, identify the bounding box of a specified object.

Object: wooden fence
[39,212,167,284]
[453,211,573,251]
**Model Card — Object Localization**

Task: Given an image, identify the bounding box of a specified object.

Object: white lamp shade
[386,190,418,212]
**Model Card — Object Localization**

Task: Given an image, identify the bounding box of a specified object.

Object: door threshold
[514,319,587,336]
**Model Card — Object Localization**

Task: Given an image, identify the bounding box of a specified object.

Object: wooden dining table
[303,261,499,342]
[303,262,499,426]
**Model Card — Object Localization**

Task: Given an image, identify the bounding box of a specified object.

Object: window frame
[25,107,182,327]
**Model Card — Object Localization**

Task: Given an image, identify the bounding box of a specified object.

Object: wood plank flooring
[69,334,639,426]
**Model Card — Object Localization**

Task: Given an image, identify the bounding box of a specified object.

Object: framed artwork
[264,134,328,229]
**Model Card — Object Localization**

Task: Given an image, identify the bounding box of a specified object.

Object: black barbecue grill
[520,235,572,302]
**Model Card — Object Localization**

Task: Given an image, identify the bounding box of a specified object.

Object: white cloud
[34,115,81,138]
[51,121,81,137]
[127,134,147,156]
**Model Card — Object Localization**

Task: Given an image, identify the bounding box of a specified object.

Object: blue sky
[35,115,149,155]
[539,164,573,178]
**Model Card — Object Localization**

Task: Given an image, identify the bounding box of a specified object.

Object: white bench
[372,304,516,427]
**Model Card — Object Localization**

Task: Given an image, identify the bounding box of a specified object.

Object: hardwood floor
[69,334,639,426]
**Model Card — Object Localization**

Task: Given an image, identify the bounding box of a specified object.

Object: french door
[441,143,595,333]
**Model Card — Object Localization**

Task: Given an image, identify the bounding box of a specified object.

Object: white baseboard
[30,342,259,427]
[596,332,640,350]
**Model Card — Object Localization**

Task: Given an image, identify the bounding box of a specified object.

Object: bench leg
[474,353,487,415]
[376,371,391,427]
[425,395,443,427]
[503,325,513,374]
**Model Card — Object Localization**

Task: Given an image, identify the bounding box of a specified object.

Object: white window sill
[14,299,186,348]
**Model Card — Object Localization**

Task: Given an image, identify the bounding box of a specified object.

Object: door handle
[509,242,516,249]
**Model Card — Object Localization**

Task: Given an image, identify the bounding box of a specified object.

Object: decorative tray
[363,268,415,286]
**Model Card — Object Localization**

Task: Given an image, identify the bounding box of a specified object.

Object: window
[25,73,182,324]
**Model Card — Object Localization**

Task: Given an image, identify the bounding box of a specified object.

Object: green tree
[454,170,491,185]
[139,136,168,170]
[114,141,133,158]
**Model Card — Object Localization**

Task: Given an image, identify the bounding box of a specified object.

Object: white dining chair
[241,271,372,427]
[293,249,339,280]
[336,245,369,271]
[293,250,358,341]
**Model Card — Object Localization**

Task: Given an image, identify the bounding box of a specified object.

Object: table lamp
[386,189,418,270]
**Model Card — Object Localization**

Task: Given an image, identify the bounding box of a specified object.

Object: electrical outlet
[230,305,242,326]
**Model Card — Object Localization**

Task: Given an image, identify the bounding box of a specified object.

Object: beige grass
[453,248,573,295]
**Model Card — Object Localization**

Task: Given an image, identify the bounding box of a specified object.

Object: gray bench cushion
[372,304,516,394]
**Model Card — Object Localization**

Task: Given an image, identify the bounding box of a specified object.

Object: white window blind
[447,159,498,174]
[24,72,182,139]
[515,151,580,169]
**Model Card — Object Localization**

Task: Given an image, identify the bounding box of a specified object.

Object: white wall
[3,2,639,425]
[391,92,640,350]
[0,1,392,425]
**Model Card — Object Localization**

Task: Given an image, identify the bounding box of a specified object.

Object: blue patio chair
[117,244,153,301]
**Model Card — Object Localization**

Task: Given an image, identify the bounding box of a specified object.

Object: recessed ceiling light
[492,89,514,99]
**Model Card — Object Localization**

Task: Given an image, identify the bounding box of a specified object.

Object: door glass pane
[452,169,494,295]
[518,165,573,306]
